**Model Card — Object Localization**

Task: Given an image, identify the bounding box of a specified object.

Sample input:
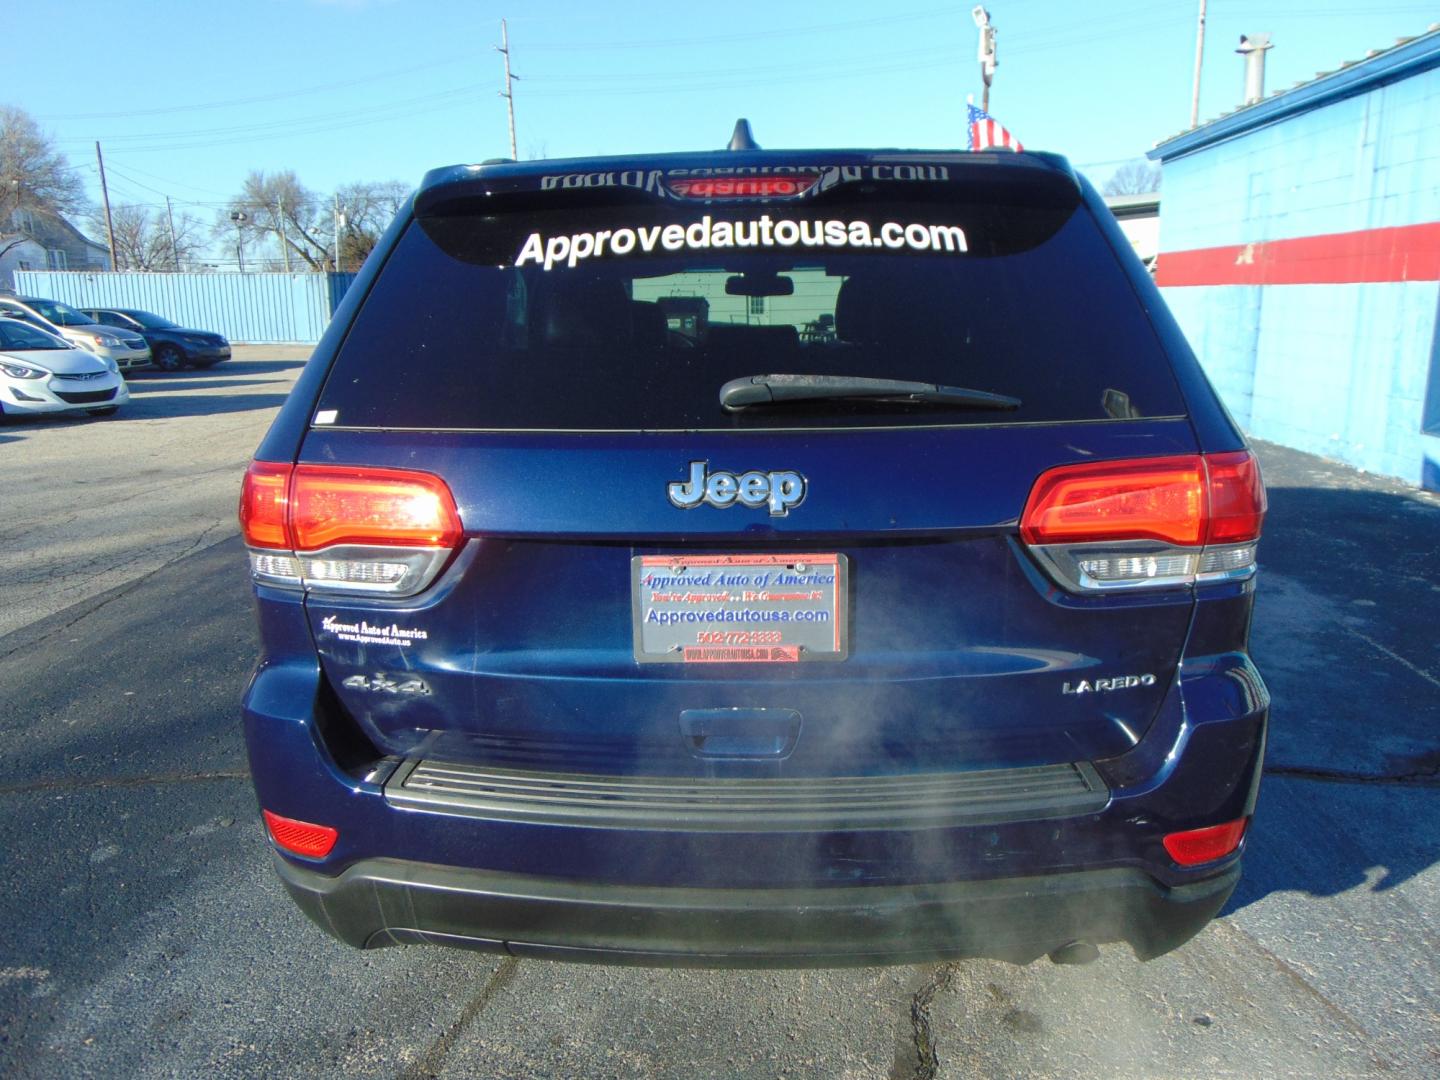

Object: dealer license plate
[632,553,848,664]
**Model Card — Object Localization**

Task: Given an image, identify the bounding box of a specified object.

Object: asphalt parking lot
[1,348,1437,1078]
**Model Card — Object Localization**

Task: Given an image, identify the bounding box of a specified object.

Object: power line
[57,85,484,146]
[514,5,959,50]
[77,94,486,155]
[38,53,476,121]
[522,43,959,84]
[100,160,237,199]
[45,9,1182,155]
[101,164,228,208]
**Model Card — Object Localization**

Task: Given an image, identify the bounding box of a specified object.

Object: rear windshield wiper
[720,373,1021,412]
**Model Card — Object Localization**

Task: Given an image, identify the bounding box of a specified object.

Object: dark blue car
[82,308,231,372]
[239,131,1268,968]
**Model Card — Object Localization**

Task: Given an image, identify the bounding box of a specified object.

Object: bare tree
[88,203,205,271]
[220,170,333,271]
[334,180,408,270]
[1,104,88,262]
[220,172,410,271]
[1103,160,1162,196]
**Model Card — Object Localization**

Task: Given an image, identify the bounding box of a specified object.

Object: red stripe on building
[1156,221,1440,286]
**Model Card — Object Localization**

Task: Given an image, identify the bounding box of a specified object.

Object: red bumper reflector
[262,810,338,858]
[1163,818,1248,866]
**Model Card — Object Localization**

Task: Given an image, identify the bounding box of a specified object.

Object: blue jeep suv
[239,131,1268,967]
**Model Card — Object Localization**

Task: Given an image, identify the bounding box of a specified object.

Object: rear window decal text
[514,215,967,271]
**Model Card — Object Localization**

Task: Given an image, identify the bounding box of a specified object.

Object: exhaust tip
[1048,941,1100,966]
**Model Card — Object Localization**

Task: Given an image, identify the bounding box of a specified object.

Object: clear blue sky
[11,1,1439,223]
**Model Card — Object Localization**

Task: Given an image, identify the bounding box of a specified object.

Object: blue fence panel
[10,270,358,344]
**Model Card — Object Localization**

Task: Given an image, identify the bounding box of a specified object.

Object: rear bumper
[274,851,1240,968]
[243,590,1268,967]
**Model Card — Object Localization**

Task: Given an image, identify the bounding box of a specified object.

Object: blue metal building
[10,270,356,345]
[1149,27,1440,492]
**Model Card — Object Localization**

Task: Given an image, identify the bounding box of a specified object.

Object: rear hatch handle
[679,708,802,759]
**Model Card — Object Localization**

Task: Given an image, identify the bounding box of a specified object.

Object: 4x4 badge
[667,461,806,517]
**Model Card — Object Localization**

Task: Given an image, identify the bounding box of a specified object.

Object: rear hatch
[290,155,1199,777]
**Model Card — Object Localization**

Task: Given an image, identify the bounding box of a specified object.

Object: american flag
[967,103,1024,152]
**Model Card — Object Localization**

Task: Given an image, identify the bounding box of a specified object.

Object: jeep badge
[667,461,806,517]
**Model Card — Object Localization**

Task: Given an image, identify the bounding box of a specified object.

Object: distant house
[1,208,111,291]
[1103,193,1160,271]
[0,235,47,292]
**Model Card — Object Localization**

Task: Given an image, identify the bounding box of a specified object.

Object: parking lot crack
[890,962,960,1080]
[0,527,238,663]
[1265,763,1440,787]
[397,956,519,1080]
[1213,921,1375,1043]
[0,769,249,796]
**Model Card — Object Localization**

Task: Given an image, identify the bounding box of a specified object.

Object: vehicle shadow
[0,536,520,1076]
[143,357,308,378]
[112,392,293,420]
[1222,474,1440,911]
[126,378,279,393]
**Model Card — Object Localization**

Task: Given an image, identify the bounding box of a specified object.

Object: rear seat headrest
[539,276,632,348]
[630,301,667,350]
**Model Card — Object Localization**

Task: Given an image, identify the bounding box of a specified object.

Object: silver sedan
[0,317,130,420]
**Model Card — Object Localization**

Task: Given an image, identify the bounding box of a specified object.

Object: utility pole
[94,142,118,271]
[1190,0,1208,128]
[277,196,292,273]
[497,18,519,159]
[972,7,997,113]
[333,193,344,273]
[164,195,180,271]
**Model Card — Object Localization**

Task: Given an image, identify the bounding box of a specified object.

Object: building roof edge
[1149,26,1440,162]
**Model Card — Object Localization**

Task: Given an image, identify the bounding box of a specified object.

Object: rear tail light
[262,809,339,858]
[238,460,291,549]
[1163,817,1248,866]
[1021,451,1266,593]
[240,461,461,597]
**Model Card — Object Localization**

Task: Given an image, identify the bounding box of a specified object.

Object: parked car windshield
[123,310,180,329]
[25,299,94,326]
[319,195,1185,431]
[0,319,71,350]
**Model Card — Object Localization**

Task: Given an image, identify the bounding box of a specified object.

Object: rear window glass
[319,193,1184,431]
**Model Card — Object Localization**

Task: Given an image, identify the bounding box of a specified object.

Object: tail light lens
[240,461,461,597]
[238,460,292,549]
[290,466,462,550]
[1203,451,1267,543]
[262,809,339,859]
[1021,457,1205,546]
[1163,817,1248,866]
[1021,451,1265,593]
